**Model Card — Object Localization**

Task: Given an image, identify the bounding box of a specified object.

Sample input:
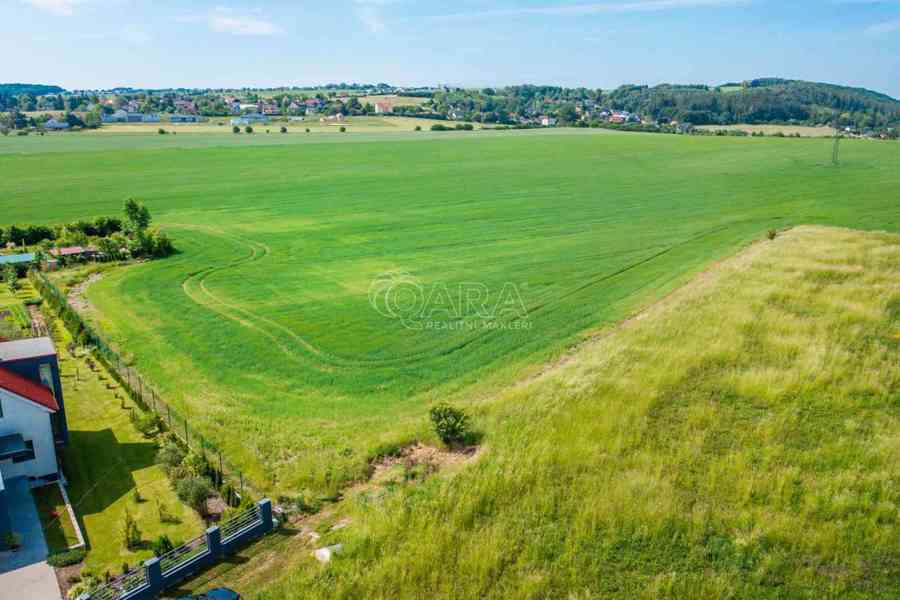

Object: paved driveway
[0,477,61,599]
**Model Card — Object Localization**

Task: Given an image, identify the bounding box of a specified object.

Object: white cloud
[426,0,750,22]
[22,0,82,16]
[865,18,900,35]
[177,7,284,36]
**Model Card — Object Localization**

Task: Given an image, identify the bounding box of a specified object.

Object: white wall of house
[0,389,59,479]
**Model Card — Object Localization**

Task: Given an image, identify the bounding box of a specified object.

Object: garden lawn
[33,484,80,553]
[1,131,898,495]
[52,320,203,576]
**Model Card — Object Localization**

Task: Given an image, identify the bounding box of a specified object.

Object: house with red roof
[0,337,67,542]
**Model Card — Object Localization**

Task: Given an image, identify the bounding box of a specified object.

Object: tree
[121,508,142,550]
[3,264,18,293]
[245,125,253,134]
[232,125,240,134]
[124,199,151,232]
[280,126,287,134]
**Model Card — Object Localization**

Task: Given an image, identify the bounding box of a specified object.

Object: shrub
[767,229,778,241]
[157,128,166,135]
[431,124,449,131]
[305,128,310,133]
[414,125,422,131]
[48,547,86,567]
[66,575,100,600]
[132,411,161,437]
[220,481,240,507]
[121,508,141,550]
[339,126,346,133]
[175,476,212,514]
[151,534,175,557]
[429,402,470,445]
[157,440,186,472]
[181,450,209,477]
[232,125,240,134]
[280,126,287,134]
[156,499,180,524]
[245,125,254,134]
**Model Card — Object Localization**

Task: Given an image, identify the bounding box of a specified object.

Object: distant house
[231,113,269,126]
[141,113,161,123]
[44,119,69,131]
[374,102,393,115]
[609,113,627,124]
[102,109,129,123]
[170,114,200,123]
[48,246,97,260]
[540,116,557,127]
[0,337,68,546]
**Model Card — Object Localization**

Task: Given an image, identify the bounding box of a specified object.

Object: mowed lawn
[0,131,898,494]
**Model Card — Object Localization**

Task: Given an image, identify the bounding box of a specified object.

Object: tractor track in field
[174,217,763,370]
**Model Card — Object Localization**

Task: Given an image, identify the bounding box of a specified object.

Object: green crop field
[1,130,898,496]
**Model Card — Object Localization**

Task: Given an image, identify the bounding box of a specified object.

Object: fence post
[258,499,274,534]
[144,556,163,595]
[206,526,222,559]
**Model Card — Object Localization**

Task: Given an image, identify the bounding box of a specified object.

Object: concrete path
[0,477,61,599]
[0,561,60,600]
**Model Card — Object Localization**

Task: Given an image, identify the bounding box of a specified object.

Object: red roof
[0,366,58,411]
[50,246,91,257]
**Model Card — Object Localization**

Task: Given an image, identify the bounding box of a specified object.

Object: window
[12,440,35,463]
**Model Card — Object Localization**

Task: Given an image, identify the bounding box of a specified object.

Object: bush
[121,508,141,550]
[339,126,346,133]
[157,439,186,472]
[47,547,86,567]
[431,123,450,131]
[280,126,287,134]
[414,125,422,131]
[767,229,778,241]
[245,125,253,134]
[155,499,179,524]
[232,125,240,134]
[181,450,209,478]
[66,575,100,600]
[132,410,161,437]
[157,128,166,135]
[151,534,174,557]
[305,128,310,133]
[429,402,470,445]
[175,476,212,514]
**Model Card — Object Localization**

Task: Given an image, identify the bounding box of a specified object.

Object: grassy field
[698,124,837,137]
[249,225,900,599]
[100,115,454,134]
[1,131,898,498]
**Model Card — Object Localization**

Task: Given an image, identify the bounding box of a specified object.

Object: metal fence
[30,270,257,497]
[84,501,272,600]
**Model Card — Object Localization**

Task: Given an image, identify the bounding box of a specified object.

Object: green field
[1,130,898,496]
[254,225,900,599]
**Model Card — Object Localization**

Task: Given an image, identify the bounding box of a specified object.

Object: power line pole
[832,117,841,166]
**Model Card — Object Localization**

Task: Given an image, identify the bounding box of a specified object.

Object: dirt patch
[54,561,83,598]
[68,273,103,312]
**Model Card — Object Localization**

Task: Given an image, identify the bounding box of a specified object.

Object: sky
[4,0,900,97]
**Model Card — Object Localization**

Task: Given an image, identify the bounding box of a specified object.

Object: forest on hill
[428,79,900,130]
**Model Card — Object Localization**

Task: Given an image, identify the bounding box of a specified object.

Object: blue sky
[4,0,900,97]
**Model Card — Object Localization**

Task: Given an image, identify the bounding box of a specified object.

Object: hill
[0,82,65,96]
[193,225,900,599]
[429,78,900,130]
